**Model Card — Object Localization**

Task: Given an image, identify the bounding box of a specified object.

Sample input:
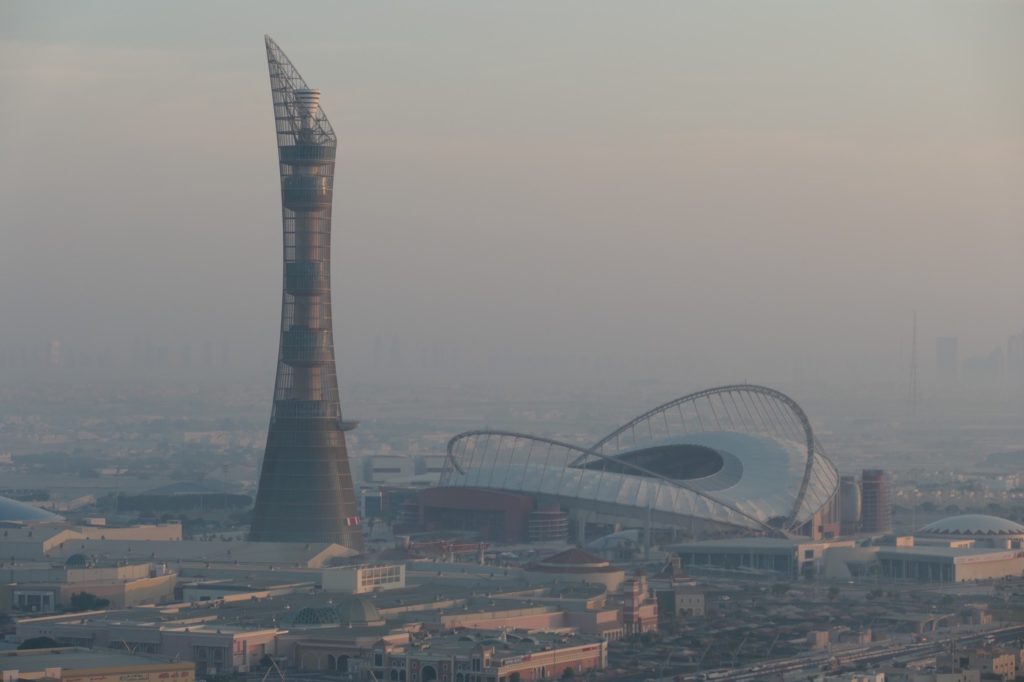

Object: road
[671,623,1024,681]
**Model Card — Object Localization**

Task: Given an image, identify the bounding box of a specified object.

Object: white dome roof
[0,495,62,523]
[917,514,1024,536]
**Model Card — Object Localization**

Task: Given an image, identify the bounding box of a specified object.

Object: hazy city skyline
[3,9,1024,678]
[1,1,1022,390]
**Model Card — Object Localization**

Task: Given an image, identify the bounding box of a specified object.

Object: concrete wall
[954,556,1024,581]
[121,573,178,606]
[15,621,280,674]
[65,564,151,584]
[77,524,182,542]
[437,607,566,631]
[565,607,622,637]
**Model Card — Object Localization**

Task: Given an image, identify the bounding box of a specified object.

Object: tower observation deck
[250,36,363,549]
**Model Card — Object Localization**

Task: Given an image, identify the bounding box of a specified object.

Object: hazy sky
[1,1,1021,388]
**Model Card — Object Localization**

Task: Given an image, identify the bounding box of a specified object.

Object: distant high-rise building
[389,334,402,366]
[963,346,1005,385]
[1006,332,1023,384]
[935,336,958,383]
[372,333,384,368]
[250,37,362,549]
[860,469,891,534]
[839,475,861,536]
[909,312,918,415]
[48,340,61,369]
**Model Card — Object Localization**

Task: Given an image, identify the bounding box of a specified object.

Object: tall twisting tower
[250,36,363,549]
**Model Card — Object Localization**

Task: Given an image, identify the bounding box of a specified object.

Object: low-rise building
[882,670,980,682]
[672,537,856,579]
[324,563,406,594]
[2,525,358,572]
[819,542,1024,583]
[523,549,625,592]
[620,573,658,636]
[961,649,1017,680]
[915,515,1024,549]
[178,578,314,603]
[363,454,415,483]
[16,616,281,675]
[1,561,176,613]
[75,522,183,542]
[280,597,415,673]
[876,546,1024,582]
[367,631,607,682]
[0,647,194,682]
[650,556,703,620]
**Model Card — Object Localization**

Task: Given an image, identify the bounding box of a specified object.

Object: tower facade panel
[860,469,891,535]
[250,37,363,549]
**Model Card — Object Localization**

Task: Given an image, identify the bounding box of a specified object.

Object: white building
[322,564,406,594]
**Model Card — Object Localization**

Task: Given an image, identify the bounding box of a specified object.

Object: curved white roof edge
[0,495,64,523]
[443,384,839,534]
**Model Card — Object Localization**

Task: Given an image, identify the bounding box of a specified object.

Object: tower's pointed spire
[264,35,335,143]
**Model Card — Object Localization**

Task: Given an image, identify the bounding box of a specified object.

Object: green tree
[18,636,60,650]
[68,592,110,612]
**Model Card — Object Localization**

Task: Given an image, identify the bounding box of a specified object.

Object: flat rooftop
[18,573,616,638]
[18,582,487,630]
[180,577,314,592]
[0,647,180,672]
[876,545,1021,561]
[389,630,603,658]
[45,539,357,566]
[669,537,809,551]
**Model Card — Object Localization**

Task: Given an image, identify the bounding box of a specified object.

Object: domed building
[915,514,1024,548]
[337,597,385,628]
[0,495,62,525]
[64,553,95,568]
[524,548,626,591]
[283,597,386,629]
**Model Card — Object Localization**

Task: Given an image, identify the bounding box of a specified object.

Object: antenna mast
[909,311,919,416]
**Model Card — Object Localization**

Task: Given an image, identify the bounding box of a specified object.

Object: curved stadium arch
[436,384,838,537]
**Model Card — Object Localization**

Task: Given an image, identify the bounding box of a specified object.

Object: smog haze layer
[1,1,1021,393]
